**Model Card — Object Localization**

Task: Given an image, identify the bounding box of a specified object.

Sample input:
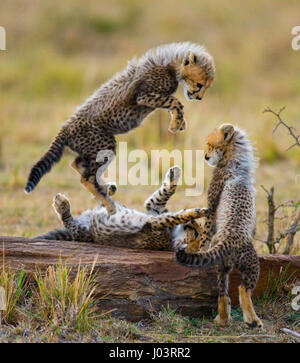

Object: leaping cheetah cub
[176,124,263,329]
[35,167,205,251]
[25,42,215,215]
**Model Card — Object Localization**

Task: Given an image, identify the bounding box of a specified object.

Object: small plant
[256,264,296,307]
[33,257,98,332]
[0,265,27,324]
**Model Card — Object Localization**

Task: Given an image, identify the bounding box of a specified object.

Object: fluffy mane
[138,41,215,79]
[230,126,258,184]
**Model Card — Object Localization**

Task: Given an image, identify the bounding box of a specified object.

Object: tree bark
[1,236,299,321]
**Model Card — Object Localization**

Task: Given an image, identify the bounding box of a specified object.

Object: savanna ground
[0,0,299,342]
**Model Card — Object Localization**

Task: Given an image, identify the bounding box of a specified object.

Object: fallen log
[1,236,299,321]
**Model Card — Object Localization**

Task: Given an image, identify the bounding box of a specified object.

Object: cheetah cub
[35,167,205,251]
[25,42,215,215]
[176,124,263,329]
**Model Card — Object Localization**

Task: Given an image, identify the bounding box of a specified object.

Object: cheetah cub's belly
[90,202,150,243]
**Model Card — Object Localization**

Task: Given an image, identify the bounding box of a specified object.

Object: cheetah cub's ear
[220,124,235,142]
[183,51,197,67]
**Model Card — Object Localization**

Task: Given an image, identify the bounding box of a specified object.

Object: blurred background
[0,0,299,252]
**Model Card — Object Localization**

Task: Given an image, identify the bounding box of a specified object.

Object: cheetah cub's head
[205,124,236,167]
[180,50,215,101]
[172,220,202,250]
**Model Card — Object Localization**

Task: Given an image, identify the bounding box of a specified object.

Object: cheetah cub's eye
[197,83,203,90]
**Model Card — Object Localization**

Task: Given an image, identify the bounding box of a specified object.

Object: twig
[281,328,300,340]
[93,308,117,319]
[261,185,276,253]
[283,206,300,254]
[273,206,300,253]
[275,200,295,212]
[263,106,300,150]
[260,186,300,254]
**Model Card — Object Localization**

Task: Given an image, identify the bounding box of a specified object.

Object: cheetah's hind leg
[71,157,117,214]
[52,193,92,242]
[239,285,263,329]
[238,253,263,329]
[53,193,72,224]
[71,156,89,176]
[144,166,181,215]
[214,266,232,326]
[71,156,117,197]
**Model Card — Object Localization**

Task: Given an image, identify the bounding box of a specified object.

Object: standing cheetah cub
[176,124,263,329]
[25,42,215,214]
[35,167,205,251]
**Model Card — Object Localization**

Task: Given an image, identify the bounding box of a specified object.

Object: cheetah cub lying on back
[176,124,263,329]
[25,42,215,215]
[36,167,205,251]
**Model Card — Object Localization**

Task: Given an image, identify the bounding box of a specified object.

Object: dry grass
[0,295,299,343]
[0,259,298,343]
[0,265,27,324]
[0,245,299,343]
[33,258,98,332]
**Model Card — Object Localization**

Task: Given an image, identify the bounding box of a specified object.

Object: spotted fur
[36,167,205,251]
[25,42,215,215]
[176,124,263,328]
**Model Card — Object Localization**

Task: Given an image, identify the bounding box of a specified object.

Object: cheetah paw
[179,119,187,131]
[107,182,117,196]
[168,118,186,134]
[214,314,232,326]
[53,193,70,214]
[165,166,181,185]
[245,317,264,329]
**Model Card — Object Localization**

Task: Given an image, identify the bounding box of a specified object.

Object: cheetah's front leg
[136,93,186,134]
[144,166,181,215]
[149,208,208,230]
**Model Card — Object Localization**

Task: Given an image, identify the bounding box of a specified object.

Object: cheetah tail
[175,243,226,268]
[24,131,66,194]
[33,227,73,241]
